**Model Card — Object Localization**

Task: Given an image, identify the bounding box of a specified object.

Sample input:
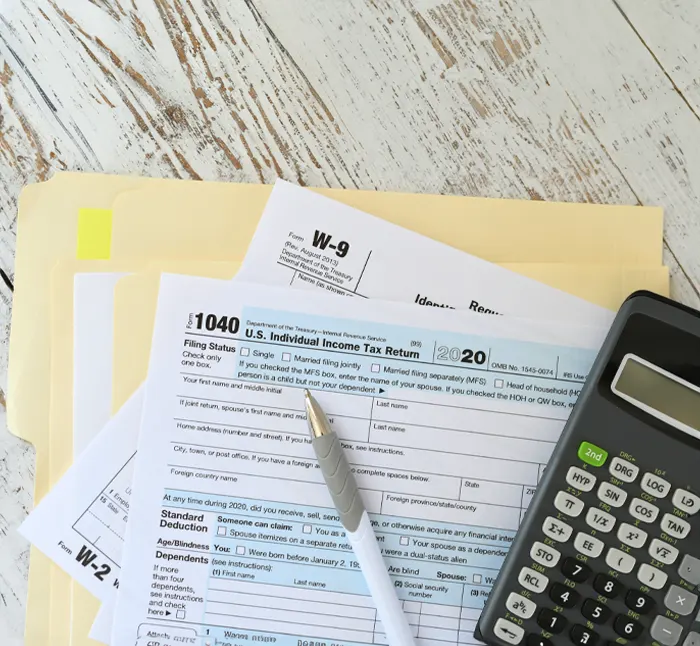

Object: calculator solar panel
[476,292,700,646]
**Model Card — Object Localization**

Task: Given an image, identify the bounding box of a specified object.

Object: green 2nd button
[578,441,609,467]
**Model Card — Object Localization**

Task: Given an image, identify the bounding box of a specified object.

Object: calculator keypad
[492,443,700,646]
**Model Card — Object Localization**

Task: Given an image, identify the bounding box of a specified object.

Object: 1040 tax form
[111,275,606,646]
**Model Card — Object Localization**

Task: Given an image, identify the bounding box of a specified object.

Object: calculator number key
[586,508,615,533]
[614,616,643,640]
[567,466,596,492]
[581,599,612,624]
[609,457,639,482]
[519,566,549,593]
[625,590,654,614]
[598,482,627,508]
[617,522,647,549]
[494,618,525,645]
[570,625,599,646]
[550,582,580,609]
[555,491,584,518]
[531,542,561,568]
[537,608,567,634]
[562,557,591,583]
[506,592,537,619]
[673,489,700,515]
[606,547,636,574]
[629,497,659,523]
[574,532,604,558]
[543,516,573,542]
[661,513,691,539]
[649,538,679,565]
[593,573,623,599]
[641,472,671,498]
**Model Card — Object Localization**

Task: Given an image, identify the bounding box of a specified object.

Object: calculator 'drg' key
[476,292,700,646]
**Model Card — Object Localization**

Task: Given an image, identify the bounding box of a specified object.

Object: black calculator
[476,292,700,646]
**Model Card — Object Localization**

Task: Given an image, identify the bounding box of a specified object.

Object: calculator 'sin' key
[597,482,627,508]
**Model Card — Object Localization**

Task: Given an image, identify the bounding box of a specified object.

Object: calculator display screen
[612,354,700,436]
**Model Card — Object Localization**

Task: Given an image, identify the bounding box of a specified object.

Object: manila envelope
[11,172,664,646]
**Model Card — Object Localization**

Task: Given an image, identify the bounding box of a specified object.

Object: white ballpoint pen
[304,390,417,646]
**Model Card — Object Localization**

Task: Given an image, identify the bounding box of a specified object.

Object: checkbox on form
[494,379,504,389]
[217,526,226,536]
[371,364,380,373]
[176,610,185,619]
[400,536,409,546]
[236,546,246,555]
[240,347,250,356]
[282,352,291,362]
[473,573,482,584]
[303,524,312,534]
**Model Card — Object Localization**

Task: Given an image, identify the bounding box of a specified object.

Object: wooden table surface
[0,1,699,643]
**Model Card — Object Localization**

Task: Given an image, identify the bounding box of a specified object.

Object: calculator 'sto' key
[475,292,700,646]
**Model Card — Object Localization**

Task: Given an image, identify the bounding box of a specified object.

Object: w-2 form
[112,275,606,646]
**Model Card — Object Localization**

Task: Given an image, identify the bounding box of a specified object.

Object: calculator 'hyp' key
[566,466,596,493]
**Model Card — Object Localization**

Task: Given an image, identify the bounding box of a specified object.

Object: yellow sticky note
[77,209,112,260]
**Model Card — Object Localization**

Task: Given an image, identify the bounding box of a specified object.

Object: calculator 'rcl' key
[593,573,623,599]
[570,625,599,646]
[494,618,525,645]
[555,491,585,517]
[678,555,700,586]
[562,557,591,583]
[629,497,659,523]
[597,482,627,508]
[650,616,684,646]
[641,472,671,498]
[506,592,537,619]
[605,547,636,574]
[586,507,616,533]
[625,589,654,614]
[673,489,700,515]
[530,541,561,568]
[649,538,679,565]
[617,522,648,549]
[518,566,549,593]
[543,516,573,542]
[614,616,643,640]
[638,563,668,590]
[581,599,612,624]
[537,608,567,634]
[574,532,604,558]
[661,513,691,539]
[566,466,596,492]
[550,582,580,609]
[609,457,639,483]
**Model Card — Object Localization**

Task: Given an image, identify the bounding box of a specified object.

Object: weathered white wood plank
[0,1,699,643]
[615,0,700,116]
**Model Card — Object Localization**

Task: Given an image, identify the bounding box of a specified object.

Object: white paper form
[238,180,614,326]
[74,272,128,457]
[112,275,606,646]
[90,603,115,644]
[19,390,143,601]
